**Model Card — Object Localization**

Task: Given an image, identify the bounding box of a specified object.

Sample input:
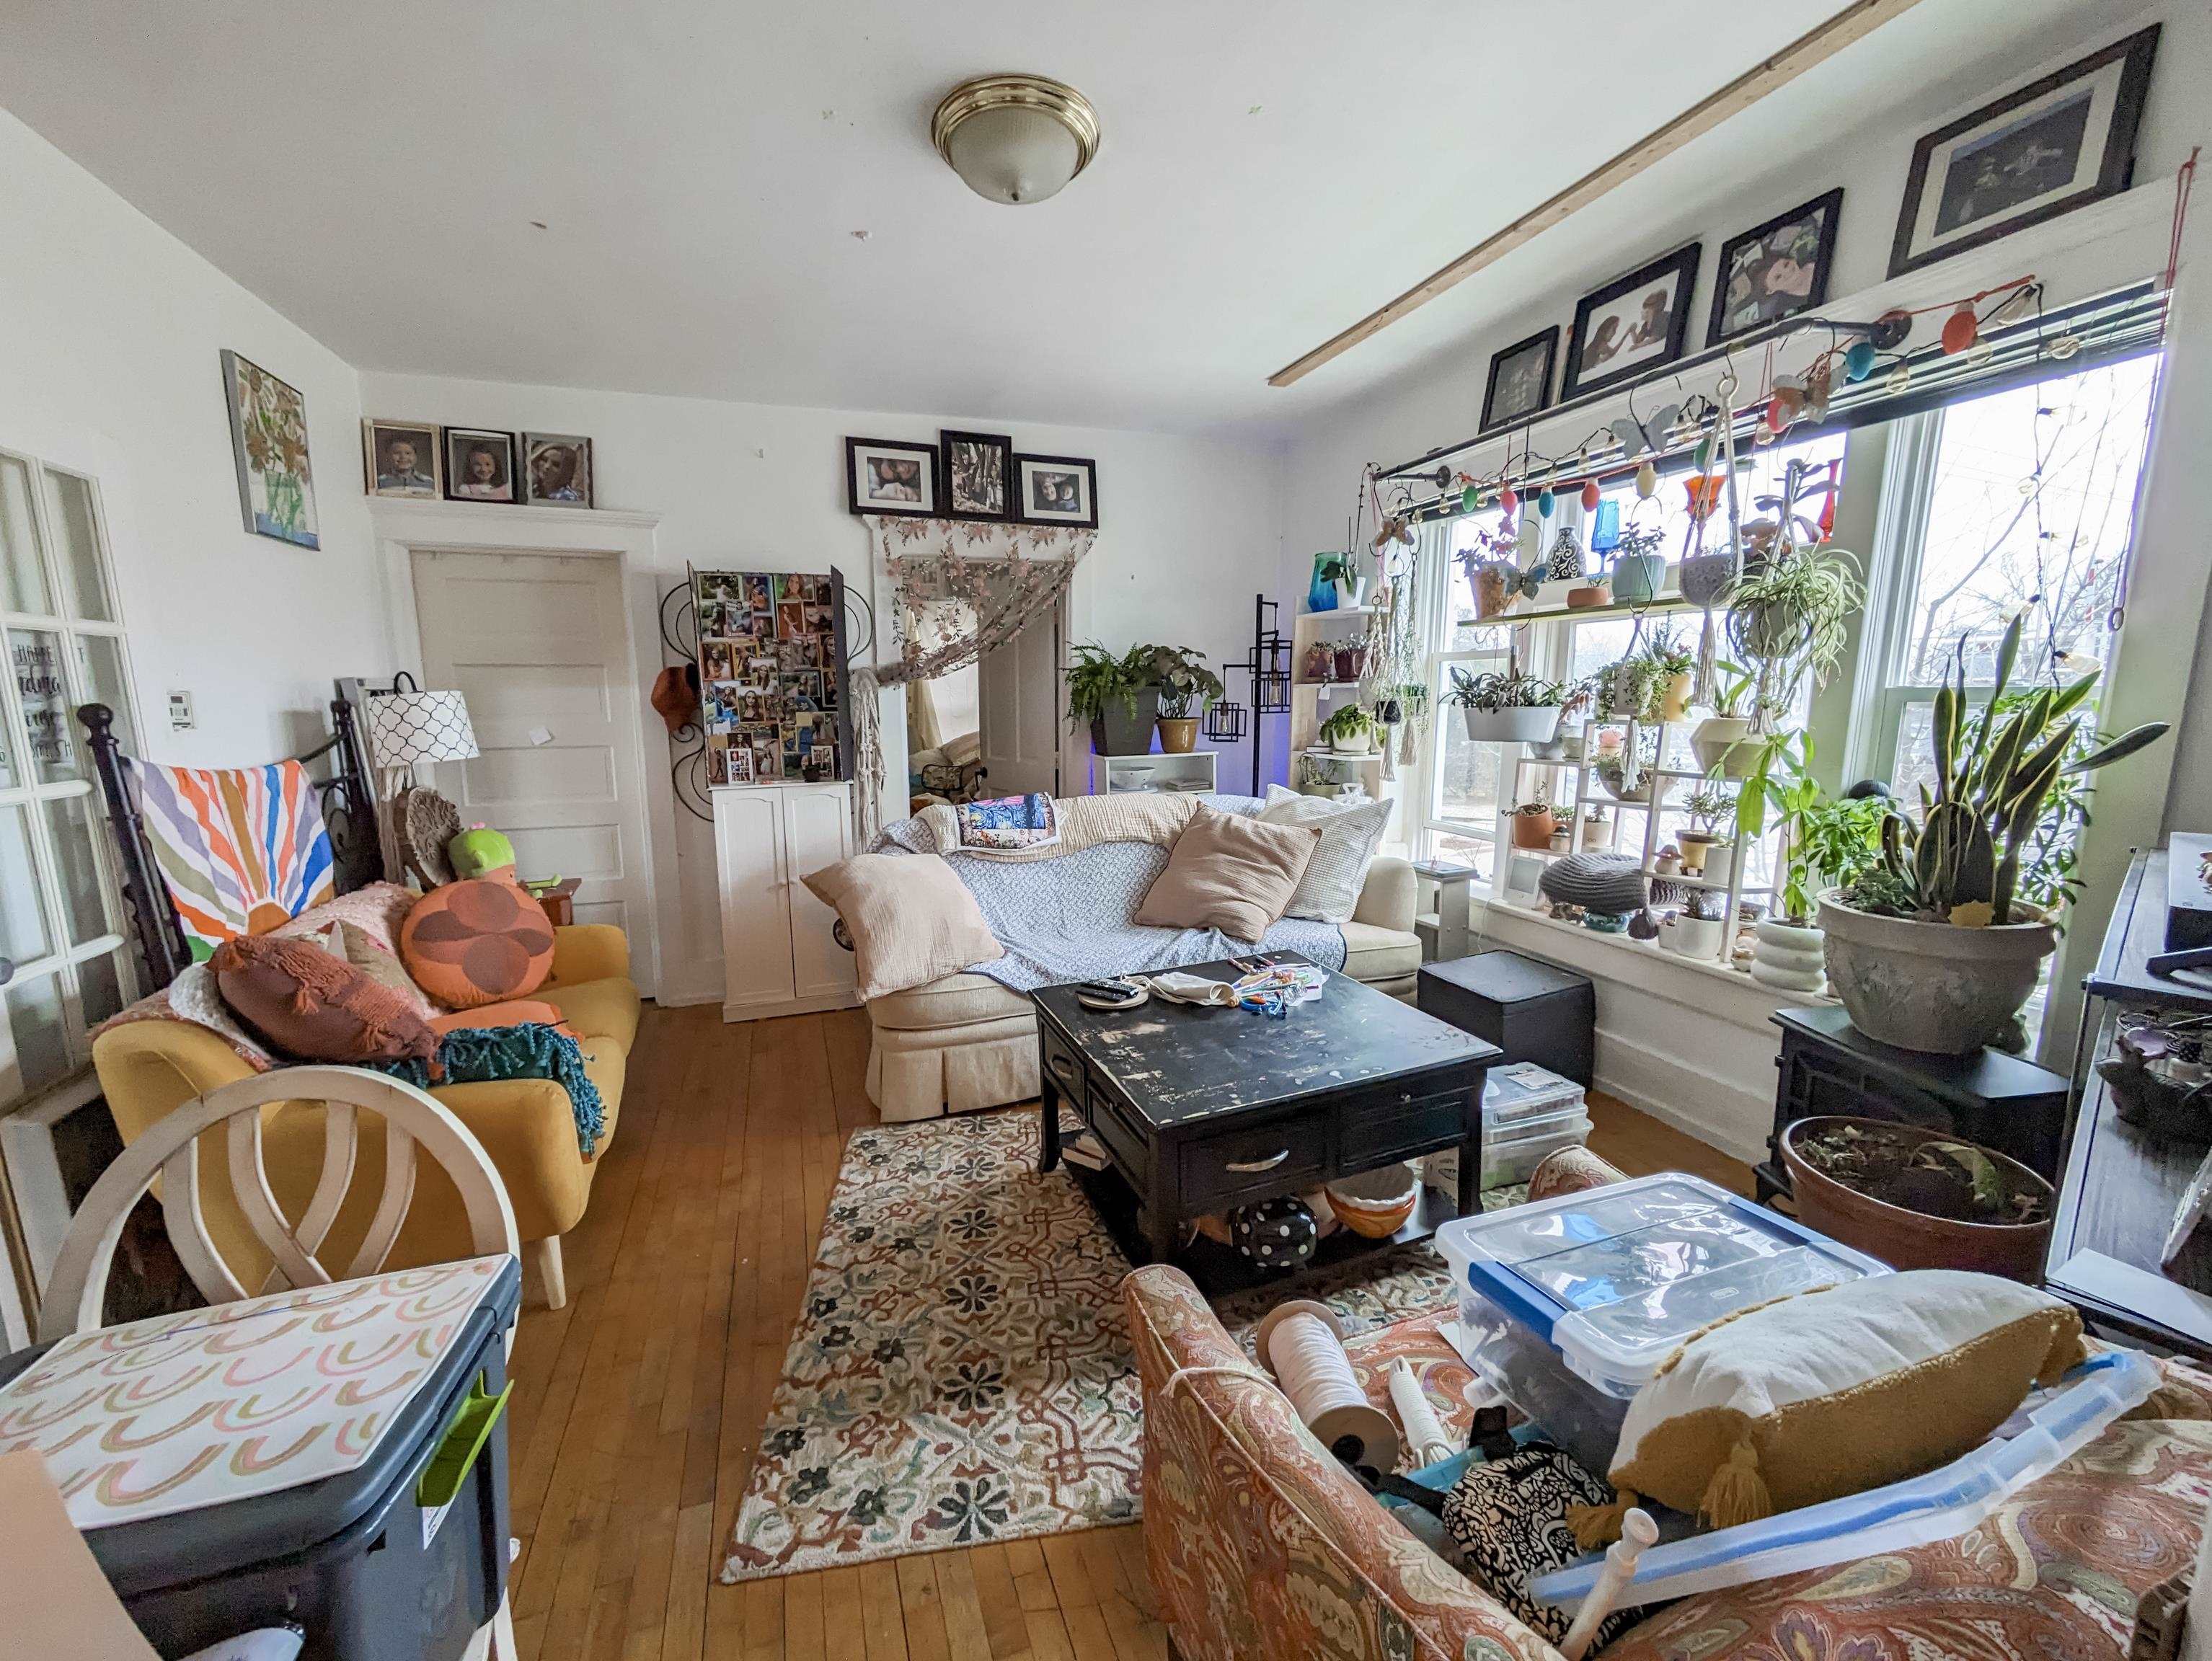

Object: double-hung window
[0,447,139,1112]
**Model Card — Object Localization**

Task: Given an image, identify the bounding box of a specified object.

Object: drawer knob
[1225,1149,1291,1173]
[1050,1055,1076,1081]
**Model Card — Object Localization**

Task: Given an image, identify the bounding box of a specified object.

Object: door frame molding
[366,499,673,996]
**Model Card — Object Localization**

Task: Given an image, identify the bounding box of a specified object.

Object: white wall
[1278,2,2212,1154]
[0,110,389,766]
[355,370,1286,1002]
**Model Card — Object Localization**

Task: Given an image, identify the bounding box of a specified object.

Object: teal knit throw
[372,1022,606,1156]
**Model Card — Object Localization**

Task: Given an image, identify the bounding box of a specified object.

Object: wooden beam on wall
[1268,0,1929,388]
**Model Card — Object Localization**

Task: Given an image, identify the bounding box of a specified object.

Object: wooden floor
[501,1001,1751,1661]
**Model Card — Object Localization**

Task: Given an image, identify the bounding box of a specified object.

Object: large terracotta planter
[1156,717,1199,753]
[1508,808,1558,850]
[1818,891,2056,1055]
[1460,704,1565,744]
[1779,1117,2054,1281]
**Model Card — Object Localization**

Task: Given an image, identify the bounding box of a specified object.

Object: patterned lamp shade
[365,685,480,766]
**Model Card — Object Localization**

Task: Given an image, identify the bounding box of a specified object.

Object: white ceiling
[0,0,2132,438]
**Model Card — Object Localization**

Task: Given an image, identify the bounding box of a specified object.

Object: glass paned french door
[0,443,138,1109]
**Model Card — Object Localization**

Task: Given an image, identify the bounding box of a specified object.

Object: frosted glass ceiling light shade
[932,74,1100,205]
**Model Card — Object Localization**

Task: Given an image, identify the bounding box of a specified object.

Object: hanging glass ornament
[2050,333,2083,360]
[1634,460,1658,499]
[1963,340,1995,368]
[1461,483,1479,513]
[1991,287,2035,325]
[1940,302,1978,354]
[1693,431,1715,471]
[1885,363,1913,394]
[1499,483,1519,515]
[1580,478,1601,512]
[1844,340,1878,381]
[1536,488,1555,518]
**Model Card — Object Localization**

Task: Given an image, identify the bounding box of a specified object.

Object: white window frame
[0,444,141,1115]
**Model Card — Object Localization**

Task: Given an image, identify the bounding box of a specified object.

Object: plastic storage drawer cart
[0,1254,521,1661]
[1422,1061,1591,1196]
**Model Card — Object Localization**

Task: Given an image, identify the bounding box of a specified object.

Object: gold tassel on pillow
[1699,1439,1772,1530]
[1567,1487,1639,1552]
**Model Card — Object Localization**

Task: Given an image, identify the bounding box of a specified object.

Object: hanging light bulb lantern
[1767,384,1803,433]
[1536,487,1555,518]
[1963,340,1995,369]
[1885,363,1913,394]
[1991,286,2035,326]
[1634,460,1658,499]
[1844,340,1878,382]
[1498,483,1518,515]
[1693,431,1715,471]
[2050,333,2084,360]
[1940,302,1979,355]
[1580,478,1601,512]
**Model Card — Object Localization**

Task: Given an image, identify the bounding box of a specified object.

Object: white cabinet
[712,781,858,1021]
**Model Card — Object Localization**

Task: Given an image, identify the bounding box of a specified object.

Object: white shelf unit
[1289,606,1384,788]
[1495,716,1785,969]
[1093,750,1217,795]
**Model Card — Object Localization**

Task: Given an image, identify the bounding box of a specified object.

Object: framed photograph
[521,433,593,507]
[845,437,939,517]
[444,428,518,503]
[940,429,1013,521]
[1562,244,1701,401]
[1013,454,1098,528]
[362,420,440,500]
[1890,27,2159,278]
[1709,189,1844,345]
[1480,327,1558,433]
[220,350,319,548]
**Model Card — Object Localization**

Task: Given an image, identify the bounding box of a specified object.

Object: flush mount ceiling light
[931,74,1100,205]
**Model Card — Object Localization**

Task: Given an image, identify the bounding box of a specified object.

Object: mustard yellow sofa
[89,923,638,1309]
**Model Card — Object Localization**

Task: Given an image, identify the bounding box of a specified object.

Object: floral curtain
[852,516,1097,836]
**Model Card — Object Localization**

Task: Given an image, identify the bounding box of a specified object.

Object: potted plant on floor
[1066,642,1160,756]
[1319,702,1377,755]
[1444,666,1567,744]
[1136,644,1224,754]
[1820,616,2168,1054]
[1779,1117,2056,1279]
[1677,787,1732,874]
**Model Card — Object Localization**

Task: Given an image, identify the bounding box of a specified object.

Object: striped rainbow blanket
[138,759,337,959]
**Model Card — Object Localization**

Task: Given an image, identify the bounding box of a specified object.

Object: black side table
[1759,1006,2070,1204]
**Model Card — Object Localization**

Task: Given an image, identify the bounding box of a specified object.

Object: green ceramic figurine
[448,823,516,882]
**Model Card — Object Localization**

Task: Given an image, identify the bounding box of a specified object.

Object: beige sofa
[865,856,1422,1122]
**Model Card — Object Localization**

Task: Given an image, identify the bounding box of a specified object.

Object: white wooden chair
[40,1066,520,1342]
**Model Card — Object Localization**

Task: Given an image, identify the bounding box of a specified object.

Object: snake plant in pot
[1444,666,1567,744]
[1819,614,2168,1053]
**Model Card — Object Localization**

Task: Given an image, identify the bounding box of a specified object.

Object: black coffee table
[1032,954,1500,1294]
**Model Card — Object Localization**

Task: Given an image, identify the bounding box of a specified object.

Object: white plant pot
[1660,913,1726,958]
[1691,716,1759,780]
[1459,704,1565,745]
[1751,917,1827,993]
[1818,891,2058,1054]
[1580,818,1610,851]
[1327,732,1372,755]
[1702,843,1735,886]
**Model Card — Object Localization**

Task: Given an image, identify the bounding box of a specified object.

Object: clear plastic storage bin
[1423,1063,1589,1196]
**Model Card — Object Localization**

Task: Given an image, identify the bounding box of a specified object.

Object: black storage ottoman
[1418,950,1595,1086]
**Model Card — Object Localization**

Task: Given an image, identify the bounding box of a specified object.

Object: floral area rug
[720,1108,1520,1582]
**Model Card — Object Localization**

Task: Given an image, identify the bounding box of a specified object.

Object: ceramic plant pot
[1678,552,1737,608]
[1509,808,1558,851]
[1090,688,1162,756]
[1156,717,1199,754]
[1567,585,1610,610]
[1611,552,1668,606]
[1818,892,2058,1055]
[1329,730,1373,756]
[1703,842,1735,886]
[1460,704,1565,745]
[1677,831,1716,874]
[1659,912,1725,958]
[1751,916,1826,993]
[1658,672,1693,722]
[1779,1117,2054,1280]
[1691,715,1758,779]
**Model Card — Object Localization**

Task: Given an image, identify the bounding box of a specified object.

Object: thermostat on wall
[167,690,195,732]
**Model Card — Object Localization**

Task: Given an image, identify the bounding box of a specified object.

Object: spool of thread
[1255,1301,1399,1473]
[1389,1358,1455,1468]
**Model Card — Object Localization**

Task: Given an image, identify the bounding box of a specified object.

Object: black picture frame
[844,436,939,517]
[1708,187,1844,347]
[1013,454,1098,530]
[442,428,518,505]
[1888,25,2159,280]
[1561,244,1702,402]
[939,429,1014,521]
[1479,326,1558,434]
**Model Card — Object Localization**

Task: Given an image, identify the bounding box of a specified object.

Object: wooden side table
[526,877,580,929]
[1412,859,1479,962]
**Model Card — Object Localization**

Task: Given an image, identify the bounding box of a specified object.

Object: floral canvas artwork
[221,350,319,548]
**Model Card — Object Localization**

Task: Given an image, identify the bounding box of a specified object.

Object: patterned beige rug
[720,1109,1510,1582]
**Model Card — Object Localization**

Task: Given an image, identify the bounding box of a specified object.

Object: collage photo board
[694,567,854,787]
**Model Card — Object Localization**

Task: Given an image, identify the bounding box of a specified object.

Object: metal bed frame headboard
[77,694,385,993]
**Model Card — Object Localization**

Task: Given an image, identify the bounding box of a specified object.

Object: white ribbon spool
[1254,1300,1399,1473]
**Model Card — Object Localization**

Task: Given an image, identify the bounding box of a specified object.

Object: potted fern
[1065,642,1159,756]
[1820,615,2167,1053]
[1443,667,1567,744]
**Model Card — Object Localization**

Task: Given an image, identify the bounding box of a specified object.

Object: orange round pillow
[401,879,557,1010]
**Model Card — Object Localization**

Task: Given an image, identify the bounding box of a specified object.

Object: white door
[783,785,856,1003]
[712,787,794,1014]
[977,596,1061,797]
[410,550,652,952]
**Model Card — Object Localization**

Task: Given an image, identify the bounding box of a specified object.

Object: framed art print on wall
[221,349,319,547]
[1561,244,1701,402]
[1014,454,1097,528]
[1709,188,1843,346]
[1480,326,1557,433]
[846,437,939,516]
[940,429,1013,521]
[1888,25,2158,278]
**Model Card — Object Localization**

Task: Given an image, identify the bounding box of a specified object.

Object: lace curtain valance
[850,515,1097,836]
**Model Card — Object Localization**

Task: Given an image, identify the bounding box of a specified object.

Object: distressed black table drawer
[1180,1110,1330,1208]
[1040,1024,1088,1114]
[1340,1085,1472,1170]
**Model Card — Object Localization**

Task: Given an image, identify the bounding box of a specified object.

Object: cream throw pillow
[1569,1269,2087,1547]
[1133,806,1319,944]
[1260,785,1394,921]
[800,853,1004,1001]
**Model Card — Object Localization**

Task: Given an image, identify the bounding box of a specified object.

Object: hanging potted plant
[1724,460,1862,709]
[1820,616,2168,1053]
[1592,657,1652,722]
[1066,642,1160,756]
[1609,521,1670,606]
[1456,523,1524,621]
[1505,800,1558,851]
[1443,666,1567,744]
[1640,625,1696,721]
[1319,702,1377,755]
[1691,661,1764,779]
[1136,644,1224,755]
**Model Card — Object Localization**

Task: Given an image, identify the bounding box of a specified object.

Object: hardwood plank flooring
[508,1002,1750,1661]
